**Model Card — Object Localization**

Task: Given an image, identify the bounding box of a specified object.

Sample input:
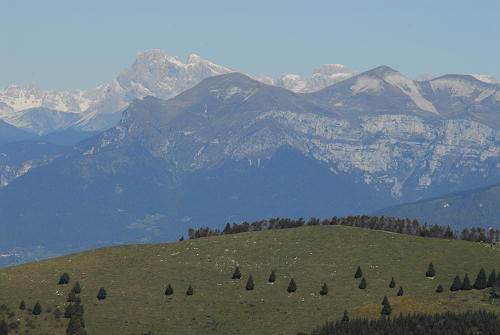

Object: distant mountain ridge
[0,50,355,135]
[2,68,500,265]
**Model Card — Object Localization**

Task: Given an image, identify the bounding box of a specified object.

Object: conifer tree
[0,321,7,335]
[33,301,42,315]
[462,274,472,290]
[381,300,392,316]
[381,296,389,306]
[450,275,462,291]
[287,278,297,293]
[359,278,367,290]
[186,285,194,296]
[426,262,436,277]
[246,275,254,291]
[19,299,26,310]
[397,286,404,296]
[268,270,276,283]
[97,287,107,300]
[232,266,241,279]
[165,284,173,296]
[59,272,70,285]
[473,268,487,289]
[487,270,497,288]
[341,310,349,323]
[320,283,328,296]
[436,284,443,293]
[72,281,81,294]
[389,277,395,288]
[354,266,363,279]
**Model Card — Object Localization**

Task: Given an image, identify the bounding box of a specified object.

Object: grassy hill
[1,225,500,334]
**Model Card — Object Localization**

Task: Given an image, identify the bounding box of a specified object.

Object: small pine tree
[97,287,107,300]
[59,272,70,285]
[66,317,84,335]
[246,275,254,291]
[0,320,7,335]
[381,300,392,316]
[359,277,367,290]
[487,270,497,288]
[19,299,26,310]
[72,281,81,294]
[354,266,363,279]
[232,266,241,279]
[32,301,42,315]
[389,277,395,288]
[473,268,487,290]
[462,274,472,290]
[397,286,404,296]
[165,284,173,296]
[450,275,462,291]
[381,296,389,306]
[268,270,276,283]
[186,285,194,296]
[341,310,349,323]
[426,262,436,277]
[320,283,328,296]
[436,284,443,293]
[287,278,297,293]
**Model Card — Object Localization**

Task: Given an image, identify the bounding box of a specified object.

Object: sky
[1,0,499,91]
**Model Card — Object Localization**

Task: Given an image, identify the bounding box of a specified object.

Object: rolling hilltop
[1,225,499,334]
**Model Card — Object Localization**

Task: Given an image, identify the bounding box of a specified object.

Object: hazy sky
[2,0,499,91]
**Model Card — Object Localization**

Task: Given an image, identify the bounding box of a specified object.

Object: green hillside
[1,225,500,334]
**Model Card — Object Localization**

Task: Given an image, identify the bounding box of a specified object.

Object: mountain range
[0,50,354,136]
[0,61,500,265]
[2,51,500,265]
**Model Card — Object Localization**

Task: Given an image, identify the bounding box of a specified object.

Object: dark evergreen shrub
[487,270,497,288]
[341,310,349,323]
[59,272,70,285]
[246,275,254,291]
[473,268,487,289]
[287,278,297,293]
[389,277,395,288]
[232,267,241,279]
[19,300,26,310]
[354,266,362,279]
[381,296,389,306]
[320,283,328,296]
[436,284,443,293]
[397,286,404,296]
[165,284,173,296]
[32,301,42,315]
[268,270,276,283]
[97,287,107,300]
[450,275,462,291]
[426,262,436,277]
[72,281,81,294]
[358,278,367,290]
[462,274,472,290]
[0,320,7,335]
[381,301,392,316]
[186,285,194,296]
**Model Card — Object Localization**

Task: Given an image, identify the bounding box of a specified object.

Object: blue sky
[2,0,499,91]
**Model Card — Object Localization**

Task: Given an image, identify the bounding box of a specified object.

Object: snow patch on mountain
[383,73,438,114]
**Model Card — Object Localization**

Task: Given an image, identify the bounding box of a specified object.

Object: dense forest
[186,215,500,243]
[306,310,500,335]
